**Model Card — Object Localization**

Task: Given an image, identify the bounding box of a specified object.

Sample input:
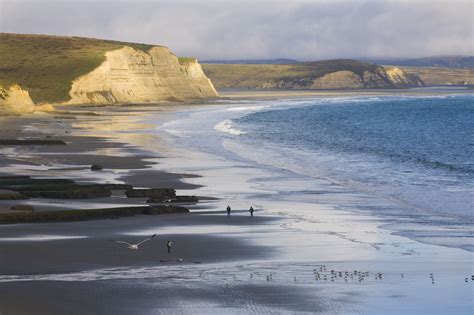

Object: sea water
[158,92,473,251]
[231,94,474,220]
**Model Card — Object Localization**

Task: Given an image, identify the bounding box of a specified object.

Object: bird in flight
[112,234,157,250]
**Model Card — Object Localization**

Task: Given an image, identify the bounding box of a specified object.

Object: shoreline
[152,89,474,252]
[217,86,473,99]
[0,89,473,314]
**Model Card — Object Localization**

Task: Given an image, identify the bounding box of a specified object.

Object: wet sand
[0,214,279,275]
[0,94,473,314]
[0,281,330,315]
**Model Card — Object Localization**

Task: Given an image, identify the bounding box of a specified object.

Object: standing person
[166,240,172,254]
[249,206,254,217]
[226,205,231,216]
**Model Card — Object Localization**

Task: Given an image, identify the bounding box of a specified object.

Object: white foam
[214,119,246,136]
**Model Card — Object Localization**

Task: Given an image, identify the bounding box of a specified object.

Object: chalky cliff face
[67,46,218,105]
[0,85,35,115]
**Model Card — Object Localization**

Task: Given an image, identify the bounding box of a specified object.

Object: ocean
[231,94,474,219]
[159,91,473,251]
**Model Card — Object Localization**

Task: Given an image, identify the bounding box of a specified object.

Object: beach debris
[90,164,103,171]
[112,234,157,250]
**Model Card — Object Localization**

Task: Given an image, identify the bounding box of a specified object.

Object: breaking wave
[214,119,246,136]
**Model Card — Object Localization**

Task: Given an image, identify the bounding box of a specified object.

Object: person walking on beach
[226,205,231,216]
[166,240,172,254]
[249,206,254,217]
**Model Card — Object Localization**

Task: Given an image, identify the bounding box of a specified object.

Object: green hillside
[0,33,156,103]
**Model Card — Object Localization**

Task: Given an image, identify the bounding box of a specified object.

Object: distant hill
[367,56,474,69]
[202,59,298,64]
[202,59,424,90]
[401,67,473,86]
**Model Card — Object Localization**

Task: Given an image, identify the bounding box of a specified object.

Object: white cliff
[67,46,218,105]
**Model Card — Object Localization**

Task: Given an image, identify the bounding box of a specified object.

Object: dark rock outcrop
[10,205,35,211]
[0,189,28,200]
[125,188,176,201]
[0,205,189,224]
[91,164,103,171]
[0,176,131,199]
[0,139,66,145]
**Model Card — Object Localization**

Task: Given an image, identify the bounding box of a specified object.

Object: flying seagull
[113,234,157,250]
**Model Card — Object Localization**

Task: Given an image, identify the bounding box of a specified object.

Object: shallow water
[156,92,474,252]
[233,94,474,219]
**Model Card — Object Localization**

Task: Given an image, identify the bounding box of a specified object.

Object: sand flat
[0,91,472,314]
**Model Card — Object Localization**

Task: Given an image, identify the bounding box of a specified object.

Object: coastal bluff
[0,33,218,114]
[68,46,218,104]
[0,85,35,115]
[308,66,423,89]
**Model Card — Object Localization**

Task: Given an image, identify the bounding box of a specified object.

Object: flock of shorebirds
[312,265,383,283]
[111,236,474,285]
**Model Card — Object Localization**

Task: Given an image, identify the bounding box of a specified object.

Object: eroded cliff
[68,46,218,105]
[0,85,35,115]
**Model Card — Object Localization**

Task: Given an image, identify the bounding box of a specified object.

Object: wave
[214,119,246,136]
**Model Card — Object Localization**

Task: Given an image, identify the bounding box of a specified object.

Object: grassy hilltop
[0,33,196,103]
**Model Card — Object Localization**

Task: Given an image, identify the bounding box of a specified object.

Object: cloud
[1,0,472,60]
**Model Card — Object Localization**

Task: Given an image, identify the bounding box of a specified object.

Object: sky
[0,0,472,60]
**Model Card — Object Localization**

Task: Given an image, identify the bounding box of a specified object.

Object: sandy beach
[0,91,473,314]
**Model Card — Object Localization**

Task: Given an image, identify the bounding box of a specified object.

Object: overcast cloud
[0,0,472,60]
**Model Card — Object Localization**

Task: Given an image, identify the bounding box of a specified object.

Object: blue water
[233,95,474,219]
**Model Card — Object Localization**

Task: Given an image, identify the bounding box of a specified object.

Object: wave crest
[214,119,246,136]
